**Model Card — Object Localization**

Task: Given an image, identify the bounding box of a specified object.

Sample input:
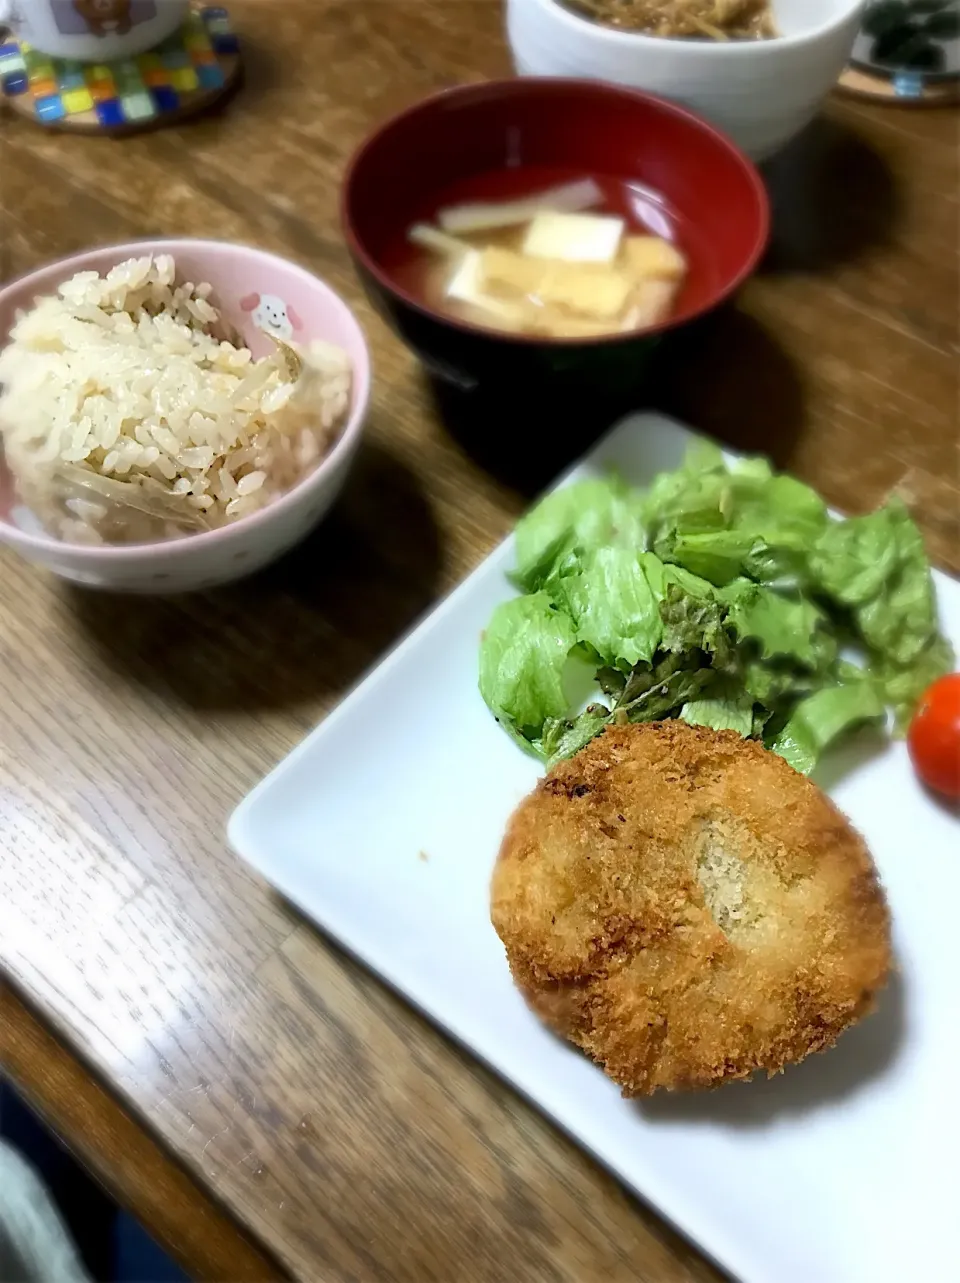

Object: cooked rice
[0,255,352,546]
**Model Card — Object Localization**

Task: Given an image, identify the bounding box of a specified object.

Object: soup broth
[394,168,691,341]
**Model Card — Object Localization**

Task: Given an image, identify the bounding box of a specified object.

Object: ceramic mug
[0,0,189,62]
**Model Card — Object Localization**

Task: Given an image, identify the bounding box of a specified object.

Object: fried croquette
[491,721,891,1096]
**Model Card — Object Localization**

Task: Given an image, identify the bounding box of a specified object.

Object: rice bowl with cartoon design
[0,240,370,591]
[241,292,304,342]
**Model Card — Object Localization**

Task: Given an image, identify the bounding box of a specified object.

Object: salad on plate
[479,442,954,775]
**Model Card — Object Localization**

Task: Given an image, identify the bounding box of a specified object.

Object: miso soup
[395,168,690,341]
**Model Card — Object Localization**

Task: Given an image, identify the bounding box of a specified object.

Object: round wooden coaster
[0,4,241,135]
[837,63,960,103]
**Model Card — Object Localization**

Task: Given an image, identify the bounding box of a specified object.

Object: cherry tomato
[908,672,960,799]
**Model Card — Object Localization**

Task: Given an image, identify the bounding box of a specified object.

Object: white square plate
[230,414,960,1283]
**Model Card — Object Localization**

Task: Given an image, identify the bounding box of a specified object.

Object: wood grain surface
[1,3,957,1281]
[0,986,282,1281]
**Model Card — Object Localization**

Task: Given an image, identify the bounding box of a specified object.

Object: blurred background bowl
[507,0,866,160]
[0,241,370,594]
[342,78,768,400]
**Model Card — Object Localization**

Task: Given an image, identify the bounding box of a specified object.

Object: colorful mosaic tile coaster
[0,5,241,133]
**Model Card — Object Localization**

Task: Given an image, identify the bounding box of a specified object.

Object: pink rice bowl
[0,240,371,594]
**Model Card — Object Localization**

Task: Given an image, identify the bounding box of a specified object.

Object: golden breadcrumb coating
[491,721,891,1096]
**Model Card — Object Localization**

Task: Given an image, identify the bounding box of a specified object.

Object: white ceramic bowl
[0,241,371,594]
[507,0,866,159]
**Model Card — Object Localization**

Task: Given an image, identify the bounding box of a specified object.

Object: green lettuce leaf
[812,505,902,605]
[668,528,759,585]
[739,483,828,585]
[483,441,950,777]
[626,668,716,722]
[659,585,732,660]
[555,547,662,668]
[770,679,886,775]
[540,704,613,766]
[873,633,955,733]
[640,553,716,605]
[616,652,718,723]
[681,693,754,736]
[641,440,728,546]
[650,447,828,586]
[742,655,823,708]
[731,470,826,532]
[638,550,666,600]
[479,593,576,739]
[811,498,938,666]
[669,526,823,590]
[512,477,643,594]
[662,561,717,600]
[720,581,834,670]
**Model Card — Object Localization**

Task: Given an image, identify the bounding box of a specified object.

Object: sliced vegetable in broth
[402,173,688,339]
[436,178,605,233]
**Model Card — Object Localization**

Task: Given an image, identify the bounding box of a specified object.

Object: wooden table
[1,4,957,1280]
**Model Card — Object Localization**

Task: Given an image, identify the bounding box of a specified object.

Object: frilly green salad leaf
[478,593,575,744]
[720,580,835,670]
[681,691,755,736]
[478,443,954,773]
[876,634,955,733]
[811,498,938,666]
[553,546,662,668]
[512,476,644,594]
[770,679,886,776]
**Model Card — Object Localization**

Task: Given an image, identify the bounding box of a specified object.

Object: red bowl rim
[0,238,371,561]
[341,77,771,349]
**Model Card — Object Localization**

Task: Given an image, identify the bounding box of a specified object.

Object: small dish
[0,240,371,594]
[342,79,768,395]
[506,0,867,159]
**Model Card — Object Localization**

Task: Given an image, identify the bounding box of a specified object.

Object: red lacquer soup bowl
[342,78,769,395]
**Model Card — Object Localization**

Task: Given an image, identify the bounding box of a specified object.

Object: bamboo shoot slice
[436,178,604,234]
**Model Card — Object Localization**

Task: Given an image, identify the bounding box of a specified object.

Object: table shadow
[424,368,642,500]
[228,29,283,107]
[427,307,806,501]
[68,439,442,712]
[760,115,901,275]
[647,306,806,468]
[811,724,890,794]
[637,967,906,1130]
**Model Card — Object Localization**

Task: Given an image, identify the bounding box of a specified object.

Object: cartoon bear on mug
[72,0,133,37]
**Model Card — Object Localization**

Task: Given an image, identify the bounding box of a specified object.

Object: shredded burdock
[557,0,775,39]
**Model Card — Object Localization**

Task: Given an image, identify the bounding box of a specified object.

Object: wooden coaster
[0,4,241,135]
[838,63,960,103]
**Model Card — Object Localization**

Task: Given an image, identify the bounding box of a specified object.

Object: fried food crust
[491,722,891,1096]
